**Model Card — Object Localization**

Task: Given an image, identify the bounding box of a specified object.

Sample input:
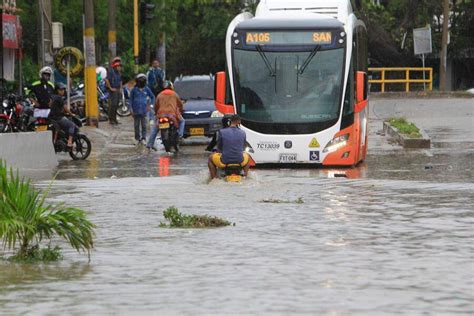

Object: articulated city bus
[214,0,368,166]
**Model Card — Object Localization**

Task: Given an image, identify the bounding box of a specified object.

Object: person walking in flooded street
[130,74,155,145]
[106,57,122,125]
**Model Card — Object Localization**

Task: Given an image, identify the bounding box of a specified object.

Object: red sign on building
[3,14,21,49]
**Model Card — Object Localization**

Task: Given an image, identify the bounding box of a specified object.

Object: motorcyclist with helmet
[146,80,185,151]
[48,83,78,149]
[30,66,55,118]
[130,73,155,145]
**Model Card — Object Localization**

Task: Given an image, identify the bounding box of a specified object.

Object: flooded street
[1,98,473,314]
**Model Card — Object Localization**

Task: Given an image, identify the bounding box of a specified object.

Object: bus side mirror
[214,71,234,114]
[355,71,368,112]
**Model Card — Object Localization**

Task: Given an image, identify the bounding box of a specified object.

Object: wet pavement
[0,97,473,314]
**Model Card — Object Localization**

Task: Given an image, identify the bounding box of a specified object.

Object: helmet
[39,66,53,77]
[162,80,173,90]
[96,66,107,82]
[222,115,232,128]
[136,73,147,87]
[55,82,67,91]
[136,73,147,80]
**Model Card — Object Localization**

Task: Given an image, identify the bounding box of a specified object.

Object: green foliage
[0,161,95,261]
[14,0,473,88]
[7,245,63,263]
[159,206,231,228]
[388,117,422,138]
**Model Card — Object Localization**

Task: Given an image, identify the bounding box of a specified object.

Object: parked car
[173,75,223,138]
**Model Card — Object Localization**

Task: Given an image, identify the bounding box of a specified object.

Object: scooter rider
[208,114,250,179]
[30,66,55,118]
[48,83,79,149]
[147,81,185,150]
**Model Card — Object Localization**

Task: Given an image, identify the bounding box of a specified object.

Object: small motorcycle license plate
[189,127,204,136]
[279,153,297,163]
[36,125,48,132]
[158,123,170,129]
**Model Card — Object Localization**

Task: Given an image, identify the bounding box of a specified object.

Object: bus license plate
[279,153,297,163]
[189,127,204,136]
[36,125,48,132]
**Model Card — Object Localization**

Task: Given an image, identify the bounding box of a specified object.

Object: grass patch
[388,117,422,138]
[260,197,304,204]
[6,246,63,263]
[159,206,232,228]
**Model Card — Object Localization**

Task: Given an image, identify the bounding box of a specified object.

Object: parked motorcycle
[70,81,130,120]
[158,116,179,153]
[0,94,30,133]
[34,116,92,160]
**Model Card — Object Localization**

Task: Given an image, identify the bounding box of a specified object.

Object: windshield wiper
[298,45,321,75]
[256,45,275,77]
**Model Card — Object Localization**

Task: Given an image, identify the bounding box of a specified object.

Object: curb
[383,121,431,149]
[371,91,474,99]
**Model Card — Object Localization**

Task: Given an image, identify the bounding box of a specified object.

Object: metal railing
[368,67,433,92]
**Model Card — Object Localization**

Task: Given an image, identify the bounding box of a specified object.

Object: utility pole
[38,0,53,67]
[108,0,117,60]
[134,0,139,73]
[439,0,449,91]
[84,0,99,127]
[157,0,166,73]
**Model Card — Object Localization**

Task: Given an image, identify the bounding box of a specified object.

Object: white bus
[215,0,369,166]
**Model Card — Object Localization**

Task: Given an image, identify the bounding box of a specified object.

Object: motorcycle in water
[34,116,92,160]
[158,116,179,153]
[218,164,246,182]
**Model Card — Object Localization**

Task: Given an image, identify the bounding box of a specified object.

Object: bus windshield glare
[233,47,344,124]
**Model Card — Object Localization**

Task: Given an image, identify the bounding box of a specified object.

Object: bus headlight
[211,110,224,118]
[245,141,254,153]
[323,134,349,153]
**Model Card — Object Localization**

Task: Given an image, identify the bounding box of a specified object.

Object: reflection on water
[1,174,472,314]
[0,262,91,286]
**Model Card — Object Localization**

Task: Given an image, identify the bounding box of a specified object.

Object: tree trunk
[108,0,117,60]
[439,0,449,91]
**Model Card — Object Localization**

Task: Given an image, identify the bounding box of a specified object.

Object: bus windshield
[233,47,344,124]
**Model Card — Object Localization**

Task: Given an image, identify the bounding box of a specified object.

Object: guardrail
[368,67,433,92]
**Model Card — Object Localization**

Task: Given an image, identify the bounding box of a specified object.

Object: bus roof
[235,16,344,31]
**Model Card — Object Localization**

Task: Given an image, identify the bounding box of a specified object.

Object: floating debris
[159,206,232,228]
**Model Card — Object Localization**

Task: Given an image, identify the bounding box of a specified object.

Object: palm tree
[0,161,95,259]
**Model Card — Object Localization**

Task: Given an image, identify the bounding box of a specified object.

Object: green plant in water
[160,206,231,228]
[7,245,63,263]
[0,161,95,262]
[388,117,422,138]
[260,197,304,204]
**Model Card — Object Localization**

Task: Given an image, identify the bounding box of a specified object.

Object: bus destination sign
[245,31,333,45]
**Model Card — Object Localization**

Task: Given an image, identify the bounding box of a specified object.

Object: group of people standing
[121,58,184,150]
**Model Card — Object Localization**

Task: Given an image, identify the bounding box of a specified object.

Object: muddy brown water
[1,99,473,314]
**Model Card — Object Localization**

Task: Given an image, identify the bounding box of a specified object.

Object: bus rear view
[215,0,369,166]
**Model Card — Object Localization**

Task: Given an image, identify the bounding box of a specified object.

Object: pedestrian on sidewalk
[106,57,122,125]
[130,73,155,145]
[147,59,165,97]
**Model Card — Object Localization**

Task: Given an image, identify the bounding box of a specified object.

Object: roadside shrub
[388,117,422,138]
[0,161,95,262]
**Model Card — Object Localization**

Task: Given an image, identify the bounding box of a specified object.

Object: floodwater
[1,99,473,314]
